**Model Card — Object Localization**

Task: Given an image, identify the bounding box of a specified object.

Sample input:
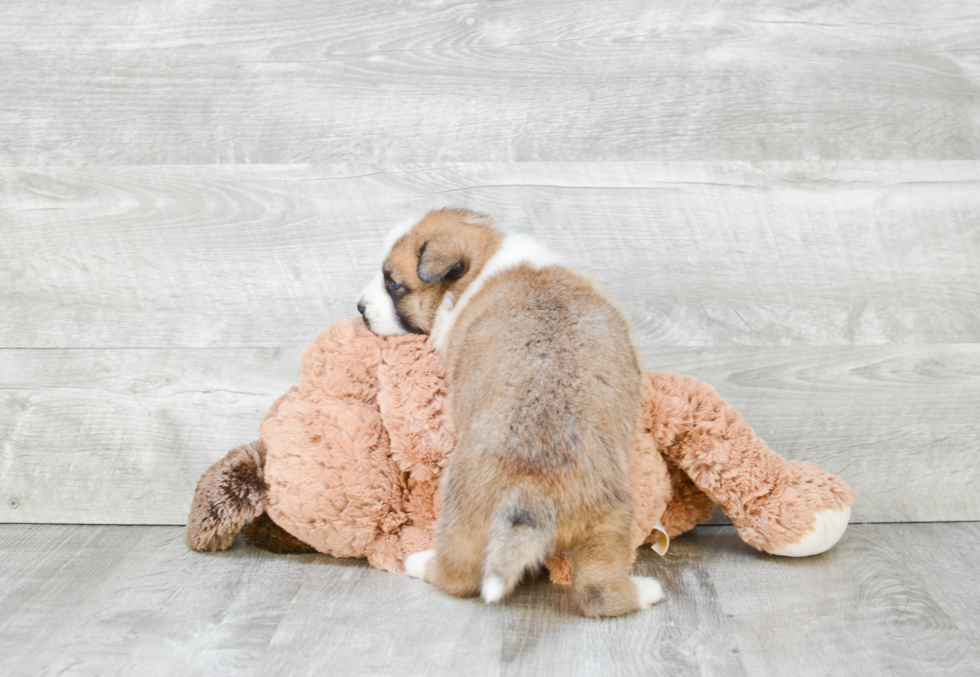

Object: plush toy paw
[631,576,665,607]
[405,549,437,579]
[769,505,852,557]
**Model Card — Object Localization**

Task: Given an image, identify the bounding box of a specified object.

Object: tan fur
[383,210,648,617]
[383,208,503,334]
[187,210,855,611]
[187,317,855,578]
[436,265,644,616]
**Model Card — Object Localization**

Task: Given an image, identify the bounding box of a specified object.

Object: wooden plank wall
[2,1,978,163]
[1,1,978,527]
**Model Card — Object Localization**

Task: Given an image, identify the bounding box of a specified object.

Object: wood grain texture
[648,344,980,524]
[884,521,980,636]
[2,344,977,525]
[0,348,299,524]
[1,523,976,676]
[1,3,976,671]
[701,524,980,675]
[1,1,978,164]
[3,162,978,349]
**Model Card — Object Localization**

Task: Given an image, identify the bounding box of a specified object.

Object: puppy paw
[631,576,665,607]
[770,505,852,557]
[405,549,437,579]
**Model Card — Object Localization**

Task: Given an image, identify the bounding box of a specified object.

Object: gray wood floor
[1,523,978,677]
[2,0,979,674]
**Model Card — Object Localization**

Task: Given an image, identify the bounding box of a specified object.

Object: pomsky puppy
[357,208,663,617]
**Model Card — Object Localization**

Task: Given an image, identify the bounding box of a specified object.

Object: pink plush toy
[187,317,854,584]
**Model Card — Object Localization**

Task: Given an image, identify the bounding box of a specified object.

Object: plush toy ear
[186,439,268,552]
[417,238,467,283]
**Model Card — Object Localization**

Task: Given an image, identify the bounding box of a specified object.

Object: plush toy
[187,317,854,584]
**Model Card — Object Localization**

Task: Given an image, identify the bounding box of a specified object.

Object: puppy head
[358,208,503,336]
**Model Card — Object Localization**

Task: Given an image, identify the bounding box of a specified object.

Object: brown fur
[186,439,268,552]
[242,513,317,554]
[187,317,855,580]
[383,208,503,334]
[186,211,855,612]
[387,211,647,617]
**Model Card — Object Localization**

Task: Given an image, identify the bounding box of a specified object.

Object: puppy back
[445,264,641,505]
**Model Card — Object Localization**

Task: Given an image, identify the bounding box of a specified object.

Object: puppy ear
[417,238,467,283]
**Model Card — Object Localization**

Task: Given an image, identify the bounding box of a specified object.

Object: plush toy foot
[631,576,665,607]
[405,549,437,579]
[769,505,852,557]
[242,513,317,555]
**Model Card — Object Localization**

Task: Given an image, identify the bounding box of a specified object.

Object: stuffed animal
[187,317,854,585]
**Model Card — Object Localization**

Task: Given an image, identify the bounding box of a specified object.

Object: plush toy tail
[186,439,269,552]
[480,487,557,603]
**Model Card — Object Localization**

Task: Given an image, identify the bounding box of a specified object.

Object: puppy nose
[357,300,366,316]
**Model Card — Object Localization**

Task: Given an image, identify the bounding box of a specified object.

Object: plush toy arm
[643,372,855,557]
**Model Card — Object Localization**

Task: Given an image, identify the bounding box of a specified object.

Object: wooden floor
[2,523,978,677]
[2,0,979,674]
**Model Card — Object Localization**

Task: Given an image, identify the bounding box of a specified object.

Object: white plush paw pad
[405,549,437,579]
[770,505,852,557]
[631,576,665,607]
[481,575,505,604]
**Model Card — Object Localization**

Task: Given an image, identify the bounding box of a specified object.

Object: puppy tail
[481,486,557,604]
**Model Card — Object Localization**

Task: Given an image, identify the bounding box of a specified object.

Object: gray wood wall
[2,1,978,527]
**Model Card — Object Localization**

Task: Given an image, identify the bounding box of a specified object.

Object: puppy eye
[387,280,402,293]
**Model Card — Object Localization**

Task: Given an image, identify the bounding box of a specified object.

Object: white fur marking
[358,271,405,336]
[430,232,564,350]
[631,576,665,607]
[770,505,852,557]
[481,575,506,604]
[358,214,429,337]
[405,549,437,579]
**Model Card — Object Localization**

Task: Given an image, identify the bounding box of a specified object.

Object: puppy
[358,208,663,617]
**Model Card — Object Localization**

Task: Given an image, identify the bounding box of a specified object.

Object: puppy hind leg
[406,497,485,598]
[419,530,484,598]
[571,510,664,618]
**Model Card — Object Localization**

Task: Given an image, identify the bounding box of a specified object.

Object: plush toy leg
[186,439,269,552]
[645,373,855,557]
[676,422,854,556]
[242,513,317,554]
[405,545,483,599]
[405,484,485,598]
[658,459,716,542]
